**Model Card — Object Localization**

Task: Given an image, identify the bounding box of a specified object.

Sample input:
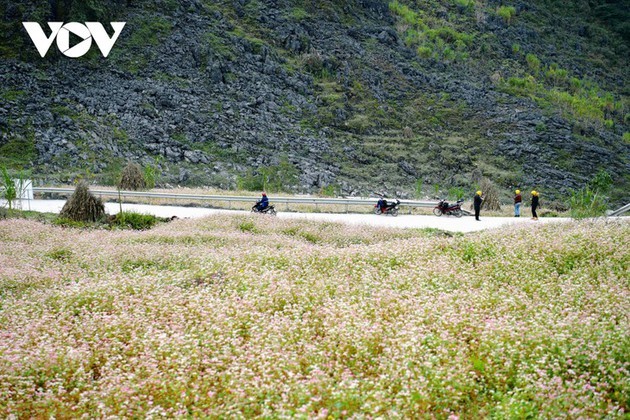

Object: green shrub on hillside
[389,0,418,25]
[290,7,309,21]
[319,184,339,197]
[501,68,624,128]
[504,76,538,95]
[526,53,541,73]
[237,158,299,193]
[454,0,475,10]
[390,1,473,62]
[345,114,373,133]
[546,65,568,86]
[497,6,517,24]
[417,45,433,58]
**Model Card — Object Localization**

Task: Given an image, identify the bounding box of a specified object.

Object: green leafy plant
[0,167,17,211]
[569,187,608,219]
[589,169,613,194]
[111,212,159,230]
[143,158,161,190]
[569,170,612,218]
[0,167,27,212]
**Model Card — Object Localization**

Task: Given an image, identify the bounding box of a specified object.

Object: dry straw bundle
[59,181,105,222]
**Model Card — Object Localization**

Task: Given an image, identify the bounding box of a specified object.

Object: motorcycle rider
[377,197,387,213]
[514,189,522,217]
[474,190,483,221]
[255,192,269,212]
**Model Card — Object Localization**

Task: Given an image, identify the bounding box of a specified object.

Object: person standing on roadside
[531,190,540,220]
[514,189,522,217]
[474,190,483,221]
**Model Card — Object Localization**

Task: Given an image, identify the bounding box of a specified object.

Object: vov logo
[22,22,126,58]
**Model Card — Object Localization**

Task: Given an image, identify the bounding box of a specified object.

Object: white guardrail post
[31,187,439,210]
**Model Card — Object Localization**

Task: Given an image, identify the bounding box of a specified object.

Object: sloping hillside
[0,0,628,203]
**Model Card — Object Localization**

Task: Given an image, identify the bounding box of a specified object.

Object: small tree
[0,167,28,212]
[119,162,146,191]
[1,167,17,211]
[59,181,105,222]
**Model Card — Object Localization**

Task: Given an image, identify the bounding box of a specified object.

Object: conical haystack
[119,162,145,191]
[480,177,501,211]
[59,181,105,222]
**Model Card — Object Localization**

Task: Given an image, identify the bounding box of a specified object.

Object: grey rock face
[0,0,627,201]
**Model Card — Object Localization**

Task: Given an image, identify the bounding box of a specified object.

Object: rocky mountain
[1,0,628,203]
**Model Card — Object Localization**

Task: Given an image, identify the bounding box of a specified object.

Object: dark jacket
[531,195,539,209]
[514,194,522,204]
[258,195,269,208]
[474,195,482,210]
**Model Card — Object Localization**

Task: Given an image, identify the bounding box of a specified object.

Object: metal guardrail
[9,187,630,217]
[609,203,630,217]
[31,187,438,209]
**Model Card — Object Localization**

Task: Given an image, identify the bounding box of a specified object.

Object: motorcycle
[433,198,464,217]
[251,203,277,216]
[374,199,400,217]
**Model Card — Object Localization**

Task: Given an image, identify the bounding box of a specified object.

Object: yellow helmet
[531,190,537,196]
[476,190,482,196]
[515,189,520,194]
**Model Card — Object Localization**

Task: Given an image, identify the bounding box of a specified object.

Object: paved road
[11,199,576,233]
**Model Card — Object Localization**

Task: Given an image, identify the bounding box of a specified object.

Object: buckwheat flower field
[0,216,628,418]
